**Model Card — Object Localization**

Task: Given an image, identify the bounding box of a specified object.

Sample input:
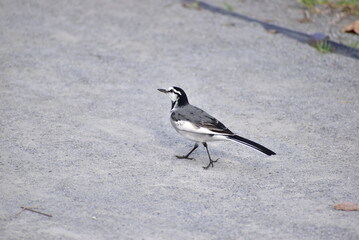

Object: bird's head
[158,86,189,108]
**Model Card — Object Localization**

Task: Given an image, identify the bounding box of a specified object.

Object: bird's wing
[201,120,233,135]
[171,106,233,135]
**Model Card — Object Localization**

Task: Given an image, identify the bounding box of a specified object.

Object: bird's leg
[202,142,219,170]
[176,143,199,160]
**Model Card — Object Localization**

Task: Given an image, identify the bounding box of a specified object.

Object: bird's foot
[176,155,195,160]
[203,158,220,170]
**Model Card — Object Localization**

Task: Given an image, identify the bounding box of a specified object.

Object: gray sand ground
[1,0,358,239]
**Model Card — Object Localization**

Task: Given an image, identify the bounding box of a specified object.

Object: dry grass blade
[20,207,53,217]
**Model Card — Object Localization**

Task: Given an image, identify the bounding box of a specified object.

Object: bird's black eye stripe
[170,88,182,96]
[170,89,179,95]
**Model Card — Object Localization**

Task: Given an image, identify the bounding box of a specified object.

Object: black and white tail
[227,135,276,156]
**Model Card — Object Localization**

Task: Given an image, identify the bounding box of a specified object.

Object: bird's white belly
[177,130,215,142]
[171,118,227,142]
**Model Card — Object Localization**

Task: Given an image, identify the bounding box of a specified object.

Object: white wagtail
[158,86,276,169]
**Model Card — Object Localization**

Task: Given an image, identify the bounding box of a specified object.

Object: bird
[158,86,276,169]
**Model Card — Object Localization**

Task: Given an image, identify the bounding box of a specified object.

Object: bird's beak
[157,88,167,93]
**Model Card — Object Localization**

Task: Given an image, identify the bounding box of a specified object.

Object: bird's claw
[176,155,195,160]
[203,158,220,170]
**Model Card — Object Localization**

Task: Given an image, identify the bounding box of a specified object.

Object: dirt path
[1,1,358,239]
